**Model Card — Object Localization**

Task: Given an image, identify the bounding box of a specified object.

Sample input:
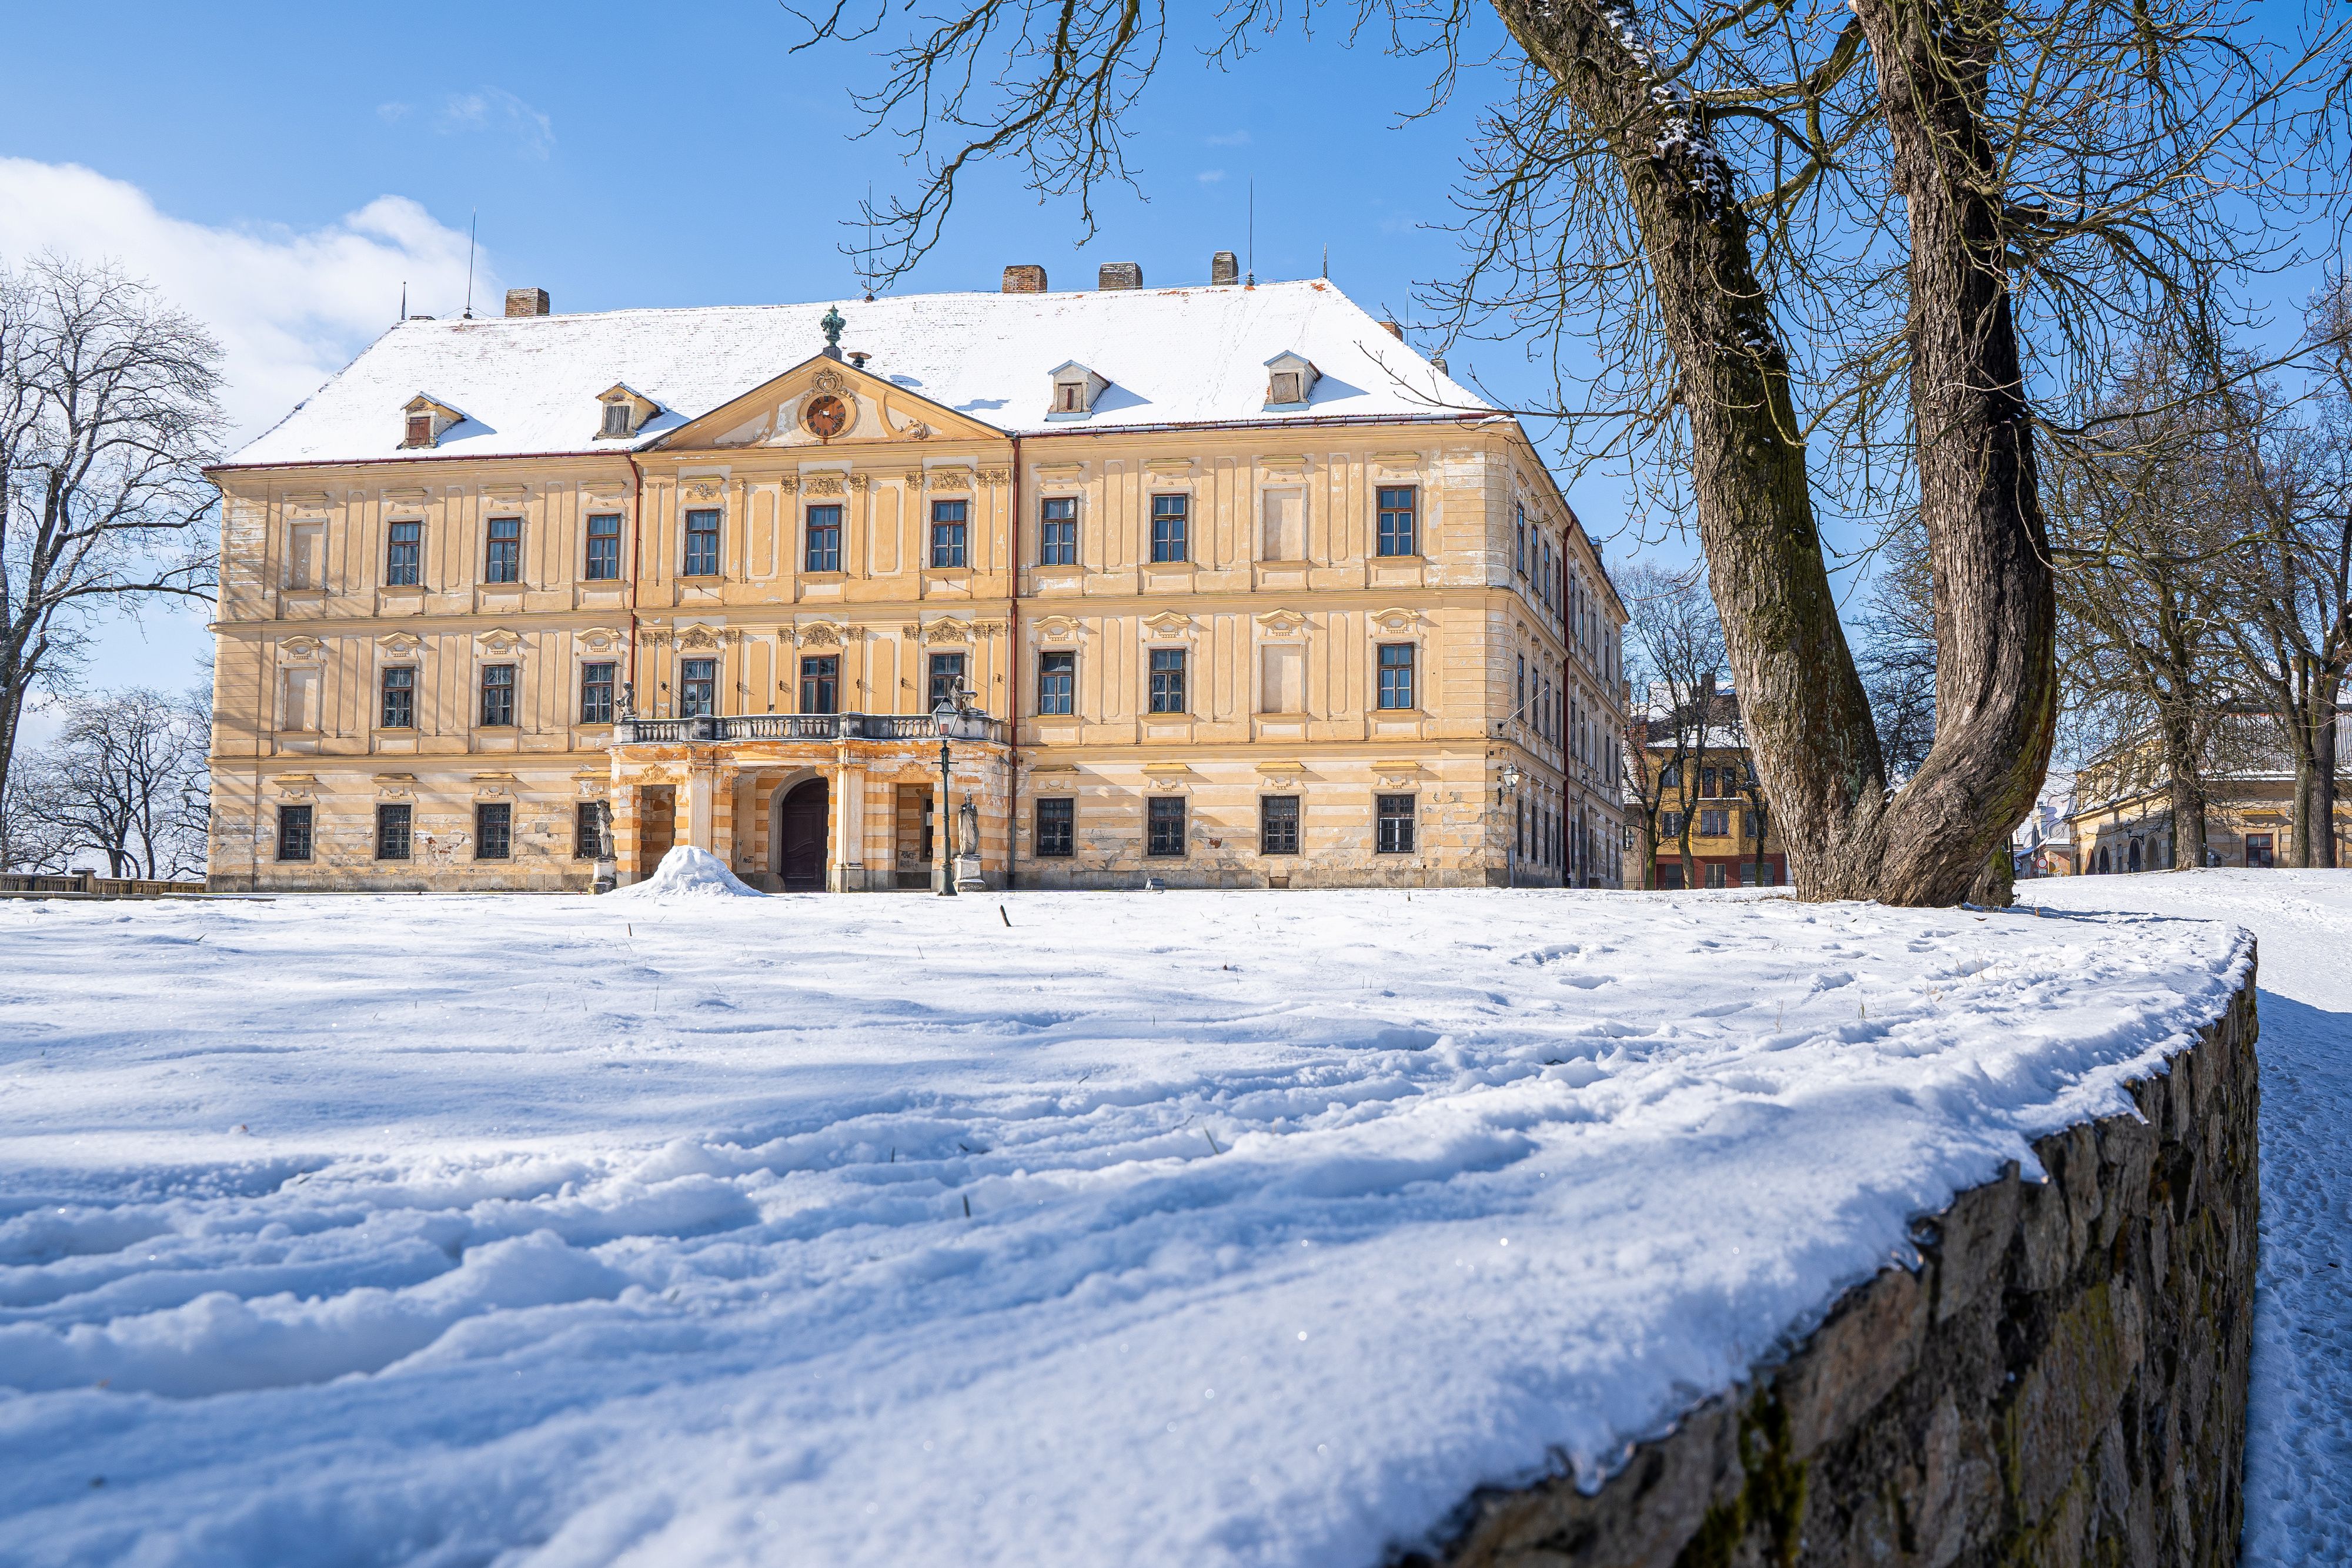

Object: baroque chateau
[204,260,1629,891]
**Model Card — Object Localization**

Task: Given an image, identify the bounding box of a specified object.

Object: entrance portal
[777,778,830,891]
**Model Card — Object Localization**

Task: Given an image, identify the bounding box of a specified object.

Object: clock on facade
[803,394,850,439]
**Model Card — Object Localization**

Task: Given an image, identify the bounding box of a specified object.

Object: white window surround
[595,383,660,440]
[1045,361,1110,420]
[1261,351,1319,410]
[401,393,465,450]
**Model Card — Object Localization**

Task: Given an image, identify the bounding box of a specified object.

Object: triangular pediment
[653,356,1004,452]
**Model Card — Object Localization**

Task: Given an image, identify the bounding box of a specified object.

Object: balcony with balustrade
[611,712,1008,749]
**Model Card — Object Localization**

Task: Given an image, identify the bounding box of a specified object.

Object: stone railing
[613,713,1005,746]
[0,872,209,899]
[1410,964,2259,1567]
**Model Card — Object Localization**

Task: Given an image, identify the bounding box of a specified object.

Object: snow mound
[607,846,764,899]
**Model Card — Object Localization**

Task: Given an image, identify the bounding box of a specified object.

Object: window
[1147,796,1187,857]
[680,658,716,718]
[1376,794,1416,854]
[1055,380,1084,413]
[927,651,967,712]
[1700,808,1730,837]
[286,523,323,590]
[800,656,839,714]
[2246,833,2275,868]
[1377,486,1417,557]
[600,402,632,438]
[1377,643,1415,710]
[1746,805,1765,841]
[475,802,512,860]
[386,520,422,586]
[1148,648,1187,714]
[405,412,433,448]
[931,499,968,569]
[683,509,721,577]
[379,666,416,729]
[585,514,622,581]
[1038,650,1075,716]
[1663,810,1685,837]
[375,803,411,861]
[1702,767,1720,798]
[1260,795,1300,855]
[1515,507,1528,576]
[485,517,521,584]
[574,801,603,860]
[1516,656,1525,716]
[1041,497,1078,565]
[1150,494,1189,563]
[479,663,516,727]
[580,661,616,725]
[1035,798,1075,858]
[1661,762,1682,791]
[1269,369,1304,405]
[276,804,313,862]
[805,505,842,573]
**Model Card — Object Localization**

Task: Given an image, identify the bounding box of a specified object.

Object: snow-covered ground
[0,880,2252,1567]
[2026,870,2352,1564]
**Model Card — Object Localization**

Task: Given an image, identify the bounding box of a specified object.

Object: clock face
[804,394,850,439]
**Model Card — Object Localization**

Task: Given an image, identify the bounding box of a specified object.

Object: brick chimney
[1001,264,1048,294]
[1098,262,1142,291]
[504,287,551,317]
[1377,320,1404,340]
[1211,251,1239,286]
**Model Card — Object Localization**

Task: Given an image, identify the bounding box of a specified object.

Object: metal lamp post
[1499,761,1523,890]
[931,684,991,897]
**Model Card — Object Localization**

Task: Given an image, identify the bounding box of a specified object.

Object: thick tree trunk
[2313,684,2340,868]
[1494,0,2055,907]
[2162,714,2209,870]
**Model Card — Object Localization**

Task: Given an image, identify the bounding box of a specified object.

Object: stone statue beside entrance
[954,796,985,892]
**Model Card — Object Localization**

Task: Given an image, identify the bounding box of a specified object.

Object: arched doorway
[776,778,829,891]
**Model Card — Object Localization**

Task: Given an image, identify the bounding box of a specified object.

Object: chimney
[504,287,551,318]
[1377,320,1404,340]
[1002,264,1048,294]
[1211,250,1240,286]
[1098,261,1142,291]
[1432,354,1449,375]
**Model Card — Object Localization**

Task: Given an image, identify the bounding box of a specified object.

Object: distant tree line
[0,687,209,878]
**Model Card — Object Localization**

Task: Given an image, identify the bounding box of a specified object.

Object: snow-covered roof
[225,279,1487,469]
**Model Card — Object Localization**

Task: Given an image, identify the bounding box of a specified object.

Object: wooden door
[778,779,829,891]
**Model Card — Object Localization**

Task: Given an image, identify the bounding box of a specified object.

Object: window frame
[478,663,517,728]
[475,801,513,861]
[683,508,722,578]
[1375,794,1416,855]
[385,520,423,587]
[600,401,632,438]
[1375,642,1416,711]
[1035,797,1075,858]
[1040,496,1078,566]
[579,661,617,726]
[679,657,717,719]
[484,516,522,585]
[379,665,416,730]
[927,651,968,713]
[1375,486,1418,557]
[1146,795,1187,858]
[1147,647,1187,715]
[375,802,412,861]
[405,412,433,449]
[1150,493,1190,564]
[1037,649,1075,716]
[1699,807,1730,837]
[584,513,623,581]
[800,654,840,715]
[1259,794,1301,856]
[804,504,843,574]
[573,801,603,860]
[930,497,969,569]
[276,804,315,863]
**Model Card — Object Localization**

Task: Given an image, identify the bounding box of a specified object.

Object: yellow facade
[206,296,1629,892]
[1628,744,1785,890]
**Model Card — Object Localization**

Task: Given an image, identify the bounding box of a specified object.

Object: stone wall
[1409,965,2259,1568]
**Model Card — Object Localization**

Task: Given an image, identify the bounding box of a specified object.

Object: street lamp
[1498,761,1524,890]
[930,683,991,897]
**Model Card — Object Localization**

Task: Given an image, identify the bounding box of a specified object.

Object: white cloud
[436,87,554,159]
[1205,130,1251,146]
[1197,169,1227,185]
[0,158,492,443]
[377,101,412,122]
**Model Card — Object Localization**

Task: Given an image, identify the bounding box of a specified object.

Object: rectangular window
[276,804,313,862]
[379,666,415,729]
[286,523,323,590]
[1663,810,1685,838]
[930,499,968,568]
[1147,796,1187,857]
[2245,833,2275,868]
[1040,497,1078,565]
[1148,647,1187,714]
[1700,808,1730,837]
[375,803,411,861]
[475,802,512,861]
[485,517,521,584]
[405,412,432,448]
[1376,643,1415,710]
[1661,762,1682,791]
[479,663,516,727]
[1038,650,1075,716]
[1376,794,1416,854]
[680,658,716,718]
[580,661,616,725]
[804,504,843,573]
[800,655,840,715]
[585,513,622,581]
[1515,508,1528,576]
[1035,797,1075,858]
[927,651,967,713]
[1259,794,1300,855]
[1702,767,1720,798]
[574,801,603,860]
[386,520,422,586]
[1376,486,1417,557]
[683,509,721,577]
[1150,494,1189,563]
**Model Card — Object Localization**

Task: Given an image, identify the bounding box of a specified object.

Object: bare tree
[789,0,2343,905]
[1853,518,1938,783]
[0,747,74,872]
[21,687,209,878]
[1618,559,1723,888]
[0,255,223,813]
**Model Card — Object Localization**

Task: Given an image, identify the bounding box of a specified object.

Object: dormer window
[594,383,658,442]
[400,393,464,450]
[1047,361,1110,421]
[1262,351,1320,409]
